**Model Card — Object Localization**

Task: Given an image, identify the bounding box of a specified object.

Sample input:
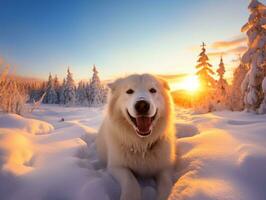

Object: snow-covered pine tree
[217,57,228,95]
[53,75,60,103]
[230,61,249,111]
[59,78,66,104]
[44,73,58,104]
[241,0,266,113]
[259,77,266,113]
[64,68,76,106]
[76,81,88,105]
[53,75,60,90]
[87,65,107,106]
[193,42,216,112]
[215,57,229,109]
[196,42,216,89]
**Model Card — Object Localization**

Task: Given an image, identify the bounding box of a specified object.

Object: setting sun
[171,75,200,92]
[182,75,200,92]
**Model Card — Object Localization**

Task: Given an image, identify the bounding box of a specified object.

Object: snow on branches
[0,63,27,114]
[241,0,266,113]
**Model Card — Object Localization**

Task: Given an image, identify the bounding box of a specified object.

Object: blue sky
[0,0,265,80]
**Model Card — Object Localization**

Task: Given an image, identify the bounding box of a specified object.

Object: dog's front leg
[109,166,141,200]
[156,170,173,200]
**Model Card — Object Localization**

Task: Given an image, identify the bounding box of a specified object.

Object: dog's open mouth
[127,110,157,137]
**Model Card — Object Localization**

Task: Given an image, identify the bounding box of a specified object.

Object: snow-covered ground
[0,105,266,200]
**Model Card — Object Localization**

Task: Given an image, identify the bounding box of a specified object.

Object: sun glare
[171,75,200,92]
[182,75,200,92]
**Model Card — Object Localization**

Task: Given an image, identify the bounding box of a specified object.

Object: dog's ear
[159,78,170,90]
[107,79,121,92]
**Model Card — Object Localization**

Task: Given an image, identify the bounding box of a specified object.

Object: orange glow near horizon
[170,75,201,93]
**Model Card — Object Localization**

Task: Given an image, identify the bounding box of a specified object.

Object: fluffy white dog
[96,74,176,200]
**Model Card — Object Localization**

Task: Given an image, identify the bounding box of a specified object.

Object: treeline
[30,65,108,107]
[0,62,108,115]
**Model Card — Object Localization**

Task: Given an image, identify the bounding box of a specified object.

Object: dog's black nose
[135,100,150,115]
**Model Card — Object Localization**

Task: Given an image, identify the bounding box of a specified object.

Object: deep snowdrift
[0,105,266,200]
[170,110,266,200]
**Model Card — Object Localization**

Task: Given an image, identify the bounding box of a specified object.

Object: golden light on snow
[171,75,200,93]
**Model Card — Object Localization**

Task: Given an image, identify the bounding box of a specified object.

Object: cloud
[207,51,225,57]
[211,36,247,49]
[207,35,247,59]
[228,46,247,54]
[208,46,247,58]
[188,35,247,57]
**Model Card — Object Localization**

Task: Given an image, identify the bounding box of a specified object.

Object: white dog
[96,74,176,200]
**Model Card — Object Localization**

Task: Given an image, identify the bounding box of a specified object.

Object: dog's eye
[149,88,157,93]
[126,89,134,94]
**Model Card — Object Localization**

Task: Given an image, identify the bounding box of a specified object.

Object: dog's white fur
[96,74,176,200]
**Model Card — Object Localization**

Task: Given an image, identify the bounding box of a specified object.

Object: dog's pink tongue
[136,117,151,133]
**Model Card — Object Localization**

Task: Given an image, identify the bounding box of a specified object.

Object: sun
[182,75,200,92]
[171,75,200,92]
[170,75,201,92]
[183,75,200,92]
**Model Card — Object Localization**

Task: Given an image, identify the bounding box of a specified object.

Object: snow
[259,77,266,114]
[1,105,266,200]
[0,113,53,135]
[170,110,266,200]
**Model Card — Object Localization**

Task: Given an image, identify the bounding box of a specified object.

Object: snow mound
[169,111,266,200]
[0,129,34,199]
[0,130,33,175]
[0,114,54,135]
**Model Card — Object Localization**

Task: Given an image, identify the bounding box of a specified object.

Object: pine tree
[64,68,76,105]
[87,65,107,106]
[196,42,216,89]
[230,61,249,111]
[241,0,266,112]
[59,78,66,104]
[76,81,88,105]
[44,73,58,104]
[216,57,228,98]
[53,75,60,91]
[53,75,60,103]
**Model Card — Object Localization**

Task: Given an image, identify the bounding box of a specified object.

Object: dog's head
[107,74,172,139]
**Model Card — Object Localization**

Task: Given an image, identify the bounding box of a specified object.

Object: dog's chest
[121,143,166,176]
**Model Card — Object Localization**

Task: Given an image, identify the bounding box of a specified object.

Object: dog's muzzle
[127,109,157,137]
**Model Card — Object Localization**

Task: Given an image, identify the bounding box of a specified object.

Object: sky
[0,0,265,81]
